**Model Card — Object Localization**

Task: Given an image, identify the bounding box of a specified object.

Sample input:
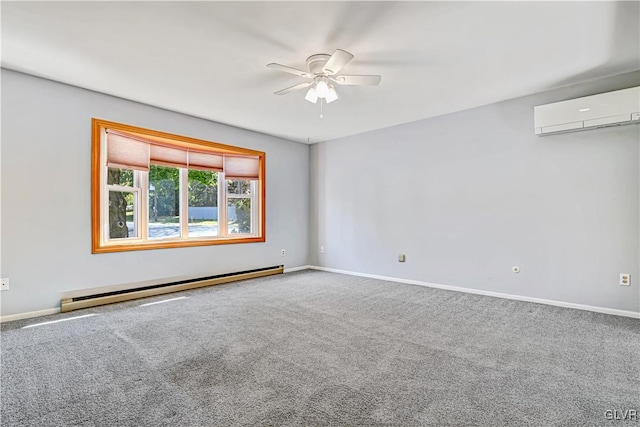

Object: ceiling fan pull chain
[320,98,324,120]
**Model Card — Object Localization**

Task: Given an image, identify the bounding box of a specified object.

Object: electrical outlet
[320,246,324,254]
[398,254,406,262]
[620,273,630,286]
[281,249,286,257]
[1,278,9,291]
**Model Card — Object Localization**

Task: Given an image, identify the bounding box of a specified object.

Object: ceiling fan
[267,49,381,106]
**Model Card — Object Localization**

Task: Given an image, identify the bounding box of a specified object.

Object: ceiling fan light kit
[305,77,338,105]
[267,49,381,118]
[324,86,339,104]
[305,86,318,104]
[315,78,329,97]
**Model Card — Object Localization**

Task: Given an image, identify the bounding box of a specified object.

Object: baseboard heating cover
[60,265,284,313]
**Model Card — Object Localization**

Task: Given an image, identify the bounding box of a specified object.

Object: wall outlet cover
[620,273,630,286]
[1,278,9,291]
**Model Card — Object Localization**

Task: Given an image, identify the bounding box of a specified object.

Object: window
[92,119,265,253]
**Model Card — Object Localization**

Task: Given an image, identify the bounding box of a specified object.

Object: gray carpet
[1,270,638,426]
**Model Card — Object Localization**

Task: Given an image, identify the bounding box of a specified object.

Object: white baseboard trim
[284,265,313,273]
[1,308,60,323]
[309,266,640,319]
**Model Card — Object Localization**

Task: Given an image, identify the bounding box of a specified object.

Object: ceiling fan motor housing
[306,54,332,75]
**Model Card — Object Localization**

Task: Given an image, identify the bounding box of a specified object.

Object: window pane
[228,198,251,234]
[188,170,218,237]
[227,180,251,195]
[109,191,137,239]
[107,167,134,186]
[148,165,181,239]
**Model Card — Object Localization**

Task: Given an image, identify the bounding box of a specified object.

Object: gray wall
[2,69,639,316]
[310,71,640,313]
[1,70,310,316]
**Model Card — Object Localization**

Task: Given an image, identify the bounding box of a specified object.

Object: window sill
[92,235,265,253]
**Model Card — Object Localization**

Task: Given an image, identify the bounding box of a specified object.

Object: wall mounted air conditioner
[534,86,640,136]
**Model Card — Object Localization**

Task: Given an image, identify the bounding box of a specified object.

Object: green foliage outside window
[188,170,218,207]
[231,198,251,233]
[108,166,250,235]
[149,165,179,221]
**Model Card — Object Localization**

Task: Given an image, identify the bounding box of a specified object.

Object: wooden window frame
[92,118,266,253]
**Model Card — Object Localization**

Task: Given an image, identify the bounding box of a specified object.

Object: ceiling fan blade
[331,75,382,86]
[322,49,354,75]
[274,82,312,95]
[267,63,313,78]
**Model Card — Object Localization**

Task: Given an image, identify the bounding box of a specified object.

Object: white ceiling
[2,1,639,143]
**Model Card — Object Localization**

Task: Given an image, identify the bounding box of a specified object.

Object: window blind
[224,156,260,180]
[106,130,258,179]
[150,145,188,168]
[106,133,150,171]
[189,151,223,172]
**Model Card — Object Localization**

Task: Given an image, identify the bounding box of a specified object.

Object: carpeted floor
[1,270,639,426]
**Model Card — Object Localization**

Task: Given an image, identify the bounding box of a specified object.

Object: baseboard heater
[60,265,284,313]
